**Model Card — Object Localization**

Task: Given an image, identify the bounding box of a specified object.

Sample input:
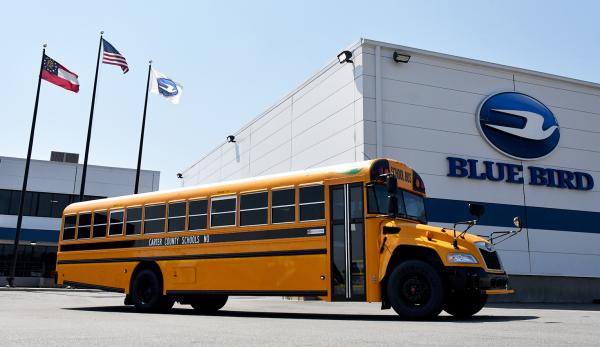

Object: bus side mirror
[388,195,398,217]
[468,203,485,219]
[386,175,398,194]
[513,216,522,229]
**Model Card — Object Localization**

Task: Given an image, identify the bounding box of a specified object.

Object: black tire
[387,260,444,320]
[131,269,173,313]
[189,295,228,314]
[444,293,488,318]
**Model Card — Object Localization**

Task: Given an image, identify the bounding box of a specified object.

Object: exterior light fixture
[227,135,236,143]
[393,51,411,63]
[337,50,353,64]
[30,241,37,246]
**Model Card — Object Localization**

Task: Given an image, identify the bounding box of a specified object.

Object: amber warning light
[413,172,426,193]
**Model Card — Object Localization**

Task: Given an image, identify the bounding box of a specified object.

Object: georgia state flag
[150,68,183,104]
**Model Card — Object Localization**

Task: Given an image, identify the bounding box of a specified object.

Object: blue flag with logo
[150,68,183,104]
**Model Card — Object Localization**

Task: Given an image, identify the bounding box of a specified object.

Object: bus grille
[479,249,502,270]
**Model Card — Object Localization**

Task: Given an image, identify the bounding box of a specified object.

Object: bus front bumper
[445,267,514,295]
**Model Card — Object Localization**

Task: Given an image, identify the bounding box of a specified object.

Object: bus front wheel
[131,269,174,313]
[190,295,228,314]
[387,260,444,320]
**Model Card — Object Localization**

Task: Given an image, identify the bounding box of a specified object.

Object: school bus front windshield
[366,184,427,223]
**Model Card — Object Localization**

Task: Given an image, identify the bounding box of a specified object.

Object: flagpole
[6,44,47,287]
[79,31,103,201]
[134,61,152,194]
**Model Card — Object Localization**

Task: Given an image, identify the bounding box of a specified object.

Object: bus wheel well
[381,246,444,309]
[129,261,163,294]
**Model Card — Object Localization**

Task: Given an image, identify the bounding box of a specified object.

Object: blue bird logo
[157,78,178,97]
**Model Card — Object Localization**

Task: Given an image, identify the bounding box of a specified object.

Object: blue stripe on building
[426,198,600,234]
[0,228,59,243]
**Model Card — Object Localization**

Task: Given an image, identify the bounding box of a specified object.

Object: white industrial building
[0,153,159,285]
[182,39,599,302]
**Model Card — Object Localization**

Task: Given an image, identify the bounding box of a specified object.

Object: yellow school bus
[56,158,514,319]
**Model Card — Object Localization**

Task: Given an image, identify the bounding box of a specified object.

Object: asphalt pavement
[1,289,599,346]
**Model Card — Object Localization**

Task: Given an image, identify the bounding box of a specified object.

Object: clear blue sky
[2,0,599,190]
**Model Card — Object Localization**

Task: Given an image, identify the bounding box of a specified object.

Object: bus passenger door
[330,183,366,301]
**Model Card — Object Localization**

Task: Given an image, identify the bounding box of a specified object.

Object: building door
[330,183,366,301]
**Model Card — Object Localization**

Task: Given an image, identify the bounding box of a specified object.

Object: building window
[125,207,142,235]
[92,210,108,238]
[271,188,295,224]
[0,188,105,219]
[299,185,325,221]
[62,215,77,240]
[240,191,268,226]
[144,204,166,234]
[188,199,207,231]
[168,201,186,232]
[108,209,124,236]
[77,212,92,239]
[210,195,236,228]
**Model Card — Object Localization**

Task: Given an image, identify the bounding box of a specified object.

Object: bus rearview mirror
[468,203,485,219]
[513,216,522,229]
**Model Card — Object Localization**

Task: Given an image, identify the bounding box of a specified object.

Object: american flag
[102,39,129,73]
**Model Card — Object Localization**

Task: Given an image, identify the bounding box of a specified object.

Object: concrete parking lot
[1,289,599,346]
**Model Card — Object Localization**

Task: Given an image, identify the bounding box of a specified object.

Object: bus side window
[62,215,77,240]
[108,209,124,236]
[240,191,268,226]
[188,199,208,231]
[125,207,142,235]
[271,188,295,224]
[168,201,186,232]
[210,195,237,228]
[77,212,92,239]
[299,185,325,221]
[93,210,108,238]
[144,204,166,234]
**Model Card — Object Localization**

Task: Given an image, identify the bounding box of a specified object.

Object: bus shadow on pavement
[487,303,600,312]
[64,306,538,322]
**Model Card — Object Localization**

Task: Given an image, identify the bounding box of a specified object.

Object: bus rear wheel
[387,260,444,320]
[189,295,228,314]
[131,269,174,313]
[444,293,487,318]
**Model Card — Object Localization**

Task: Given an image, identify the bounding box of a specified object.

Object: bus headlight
[475,241,495,252]
[447,253,478,264]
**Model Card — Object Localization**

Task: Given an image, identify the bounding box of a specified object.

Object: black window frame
[108,208,125,237]
[240,191,268,227]
[143,203,166,234]
[167,200,187,232]
[92,210,108,238]
[299,184,325,222]
[271,187,296,224]
[210,195,237,228]
[76,211,92,239]
[188,198,208,231]
[125,206,143,236]
[62,214,77,241]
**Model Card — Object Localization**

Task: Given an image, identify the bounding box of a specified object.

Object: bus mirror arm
[451,219,477,249]
[487,216,523,245]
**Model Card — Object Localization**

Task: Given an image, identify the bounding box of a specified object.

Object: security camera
[176,173,183,179]
[227,135,236,143]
